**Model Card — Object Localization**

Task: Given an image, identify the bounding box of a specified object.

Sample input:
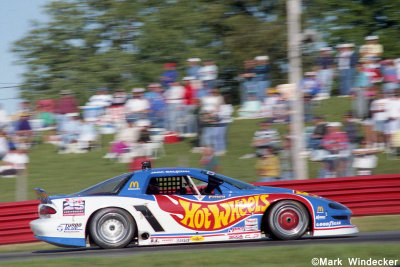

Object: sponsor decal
[190,236,204,242]
[194,195,205,201]
[150,238,159,244]
[150,170,190,174]
[317,206,324,213]
[229,234,244,240]
[315,215,326,220]
[244,233,261,239]
[229,227,245,233]
[176,238,190,243]
[128,181,140,190]
[245,218,259,231]
[155,194,270,231]
[315,221,342,227]
[209,195,226,199]
[57,223,83,233]
[63,199,85,216]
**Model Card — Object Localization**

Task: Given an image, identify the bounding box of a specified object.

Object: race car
[30,162,358,249]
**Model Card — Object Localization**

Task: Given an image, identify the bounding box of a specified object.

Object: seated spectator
[307,116,327,150]
[104,120,140,159]
[352,138,379,176]
[320,122,351,178]
[77,118,98,152]
[238,94,262,118]
[255,146,280,182]
[58,113,81,154]
[252,119,280,155]
[125,88,150,123]
[343,112,361,147]
[0,148,29,177]
[110,88,128,107]
[86,87,113,108]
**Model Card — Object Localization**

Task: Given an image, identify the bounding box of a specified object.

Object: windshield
[208,172,257,190]
[70,173,132,196]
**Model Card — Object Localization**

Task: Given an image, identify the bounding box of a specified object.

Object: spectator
[255,146,281,182]
[253,56,270,101]
[260,89,280,119]
[199,110,219,150]
[160,63,178,89]
[381,59,399,94]
[308,116,327,150]
[182,77,197,136]
[320,122,351,178]
[164,81,185,132]
[252,119,280,156]
[199,59,218,94]
[104,120,140,159]
[144,83,166,129]
[370,91,390,149]
[238,93,262,118]
[0,148,29,177]
[385,91,400,151]
[238,60,256,104]
[215,94,234,156]
[352,137,379,176]
[87,87,113,108]
[316,47,334,98]
[186,58,202,80]
[343,112,361,147]
[352,63,371,120]
[359,35,383,61]
[77,118,98,152]
[337,44,357,96]
[300,71,320,122]
[55,90,78,130]
[58,113,81,154]
[201,87,224,114]
[199,146,219,172]
[125,88,150,123]
[111,88,128,107]
[15,111,32,149]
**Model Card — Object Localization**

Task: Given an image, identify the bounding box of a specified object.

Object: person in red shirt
[56,90,78,115]
[321,122,351,178]
[182,77,197,136]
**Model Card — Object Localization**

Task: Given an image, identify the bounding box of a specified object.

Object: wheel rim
[97,213,128,244]
[273,204,306,236]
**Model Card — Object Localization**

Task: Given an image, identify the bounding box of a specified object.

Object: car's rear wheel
[89,208,135,249]
[267,200,309,240]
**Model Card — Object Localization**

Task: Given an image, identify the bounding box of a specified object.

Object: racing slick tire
[89,208,136,249]
[266,200,309,240]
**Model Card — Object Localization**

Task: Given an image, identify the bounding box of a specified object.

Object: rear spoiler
[34,188,53,204]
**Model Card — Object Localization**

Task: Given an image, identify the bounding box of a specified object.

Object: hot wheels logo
[155,195,270,231]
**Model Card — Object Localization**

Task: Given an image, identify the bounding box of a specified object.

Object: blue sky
[0,0,50,114]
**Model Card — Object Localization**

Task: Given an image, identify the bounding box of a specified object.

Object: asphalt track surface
[1,231,400,262]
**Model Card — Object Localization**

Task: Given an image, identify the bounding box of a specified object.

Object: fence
[1,174,400,245]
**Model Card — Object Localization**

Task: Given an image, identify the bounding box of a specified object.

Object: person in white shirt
[0,148,29,177]
[385,92,400,147]
[164,82,185,132]
[87,88,113,108]
[199,59,218,94]
[201,88,224,114]
[370,92,390,148]
[125,88,150,123]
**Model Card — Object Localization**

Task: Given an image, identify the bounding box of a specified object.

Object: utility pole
[287,0,308,180]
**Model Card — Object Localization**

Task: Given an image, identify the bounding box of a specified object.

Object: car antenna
[142,161,151,170]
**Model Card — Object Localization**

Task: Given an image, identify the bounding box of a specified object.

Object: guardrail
[0,200,39,245]
[1,174,400,245]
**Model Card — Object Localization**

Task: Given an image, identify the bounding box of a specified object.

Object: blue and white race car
[30,162,358,249]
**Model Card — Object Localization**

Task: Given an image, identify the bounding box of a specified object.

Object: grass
[2,244,400,266]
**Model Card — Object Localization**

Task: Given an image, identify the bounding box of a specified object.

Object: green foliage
[13,0,289,103]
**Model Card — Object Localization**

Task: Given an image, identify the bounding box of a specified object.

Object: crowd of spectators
[1,34,399,179]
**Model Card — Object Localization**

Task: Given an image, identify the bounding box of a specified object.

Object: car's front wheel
[266,200,309,240]
[89,208,135,249]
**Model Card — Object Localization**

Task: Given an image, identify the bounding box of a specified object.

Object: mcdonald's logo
[128,181,140,190]
[317,206,324,213]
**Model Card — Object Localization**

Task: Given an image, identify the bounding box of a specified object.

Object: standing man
[199,59,218,95]
[337,44,357,96]
[316,47,334,98]
[253,56,270,101]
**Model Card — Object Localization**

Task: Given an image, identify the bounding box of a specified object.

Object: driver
[146,178,160,194]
